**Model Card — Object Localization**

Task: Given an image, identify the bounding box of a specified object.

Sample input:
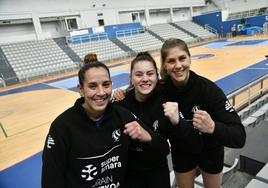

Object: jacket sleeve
[137,119,170,157]
[42,122,67,188]
[115,104,170,157]
[206,83,246,148]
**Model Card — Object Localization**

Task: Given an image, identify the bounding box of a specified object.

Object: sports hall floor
[1,35,268,187]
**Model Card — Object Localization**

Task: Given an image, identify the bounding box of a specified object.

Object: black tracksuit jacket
[114,89,171,173]
[42,97,164,188]
[161,71,246,158]
[114,88,203,184]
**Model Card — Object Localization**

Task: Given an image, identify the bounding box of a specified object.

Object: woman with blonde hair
[160,38,246,188]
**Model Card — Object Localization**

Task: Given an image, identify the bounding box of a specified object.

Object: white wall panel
[0,0,205,14]
[173,8,191,22]
[80,11,99,28]
[102,9,118,25]
[118,12,132,24]
[149,12,171,25]
[41,22,66,39]
[0,0,205,43]
[0,24,36,44]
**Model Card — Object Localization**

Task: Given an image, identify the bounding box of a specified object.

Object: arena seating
[245,161,268,187]
[256,162,268,183]
[239,95,268,127]
[117,32,163,53]
[0,21,213,84]
[1,39,76,81]
[240,120,268,176]
[174,21,217,39]
[148,23,195,42]
[69,39,126,62]
[194,158,239,187]
[245,179,268,188]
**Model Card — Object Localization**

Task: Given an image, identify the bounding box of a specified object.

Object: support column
[170,7,174,23]
[32,12,44,40]
[190,6,193,20]
[145,8,150,26]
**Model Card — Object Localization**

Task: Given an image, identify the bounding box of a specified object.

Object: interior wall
[0,0,206,43]
[0,24,36,44]
[212,0,268,13]
[139,12,147,26]
[0,0,205,13]
[173,8,191,22]
[41,21,66,39]
[80,11,99,28]
[118,12,133,24]
[149,11,171,25]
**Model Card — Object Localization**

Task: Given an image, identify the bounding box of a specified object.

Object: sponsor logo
[91,176,120,188]
[101,156,121,173]
[112,129,121,142]
[47,135,55,149]
[78,146,123,183]
[81,164,98,181]
[192,105,201,113]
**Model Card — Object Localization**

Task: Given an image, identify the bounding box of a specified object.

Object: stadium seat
[195,158,239,186]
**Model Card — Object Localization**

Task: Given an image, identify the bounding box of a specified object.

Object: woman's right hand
[112,89,126,100]
[124,121,152,142]
[163,102,179,125]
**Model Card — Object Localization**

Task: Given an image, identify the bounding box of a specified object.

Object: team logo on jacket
[152,120,159,132]
[225,100,235,112]
[112,129,121,142]
[81,164,98,181]
[192,105,201,113]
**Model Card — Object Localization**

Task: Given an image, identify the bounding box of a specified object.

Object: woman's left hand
[192,110,215,134]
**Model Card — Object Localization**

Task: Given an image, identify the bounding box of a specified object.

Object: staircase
[0,47,19,87]
[109,38,135,55]
[53,38,82,65]
[146,28,165,42]
[169,23,198,38]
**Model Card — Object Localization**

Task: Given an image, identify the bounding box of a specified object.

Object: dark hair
[160,38,191,80]
[84,53,98,64]
[78,61,110,86]
[128,51,158,89]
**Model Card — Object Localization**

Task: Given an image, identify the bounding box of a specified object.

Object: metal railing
[227,74,268,111]
[0,77,6,87]
[204,24,218,35]
[116,28,144,38]
[66,33,108,44]
[228,7,268,20]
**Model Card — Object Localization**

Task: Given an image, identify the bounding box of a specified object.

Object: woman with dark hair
[84,53,98,64]
[42,61,156,188]
[113,52,200,188]
[113,39,246,188]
